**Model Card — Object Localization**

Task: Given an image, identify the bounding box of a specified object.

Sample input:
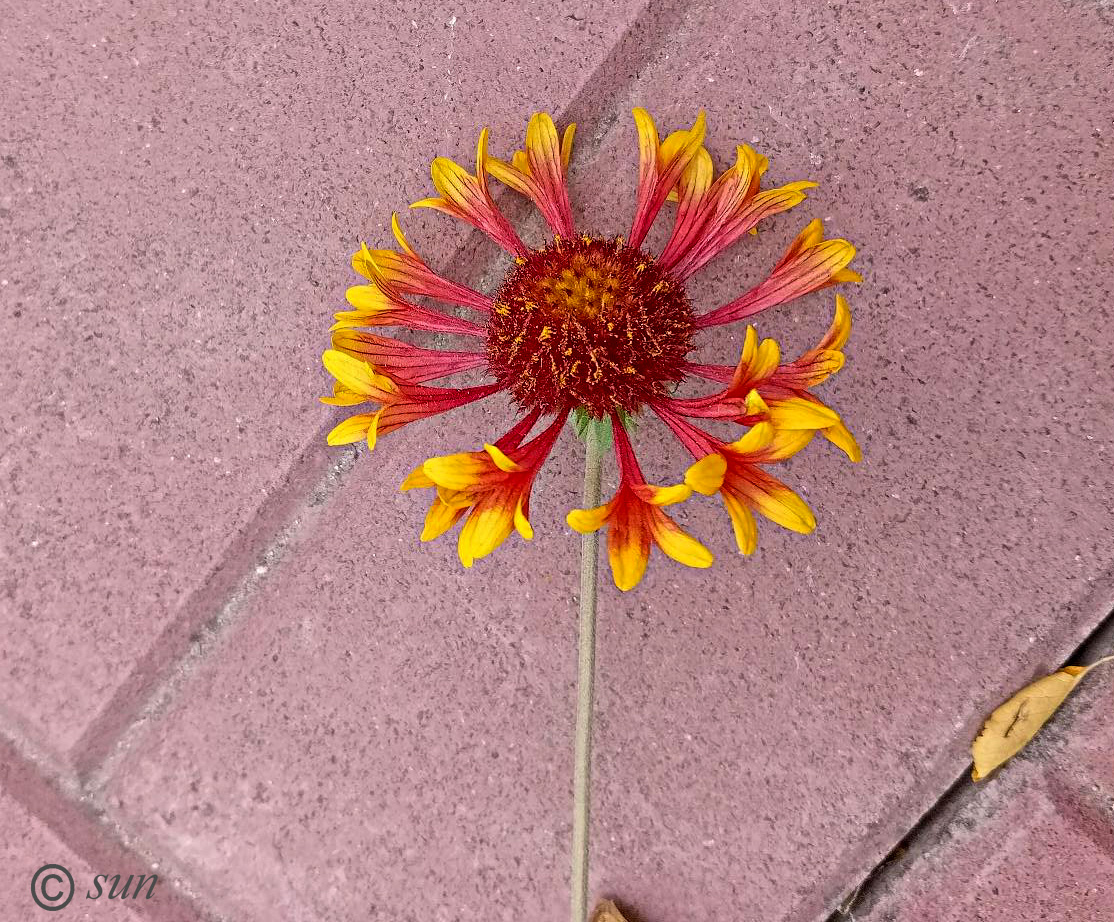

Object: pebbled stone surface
[0,0,653,762]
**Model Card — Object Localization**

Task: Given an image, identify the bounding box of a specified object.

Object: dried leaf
[591,901,628,922]
[971,654,1113,781]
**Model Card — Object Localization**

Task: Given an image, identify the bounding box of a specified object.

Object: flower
[321,109,861,589]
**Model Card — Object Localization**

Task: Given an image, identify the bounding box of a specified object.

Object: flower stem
[571,416,606,922]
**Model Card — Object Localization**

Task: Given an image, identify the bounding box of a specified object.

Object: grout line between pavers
[0,442,364,920]
[0,734,221,922]
[822,603,1114,922]
[83,444,361,794]
[66,430,348,780]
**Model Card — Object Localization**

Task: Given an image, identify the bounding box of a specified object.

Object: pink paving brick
[866,786,1114,922]
[100,419,587,922]
[0,0,656,765]
[1,787,144,921]
[97,0,1114,918]
[1,736,209,921]
[860,676,1114,922]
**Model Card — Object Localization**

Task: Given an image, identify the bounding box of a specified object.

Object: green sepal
[570,407,637,447]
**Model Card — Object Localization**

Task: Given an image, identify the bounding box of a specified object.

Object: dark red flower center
[486,235,695,416]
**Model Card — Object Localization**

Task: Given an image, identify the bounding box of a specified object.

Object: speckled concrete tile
[859,677,1114,922]
[0,788,145,920]
[0,0,653,764]
[93,0,1114,920]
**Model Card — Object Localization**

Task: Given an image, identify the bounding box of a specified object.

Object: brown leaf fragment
[971,654,1113,781]
[592,900,629,922]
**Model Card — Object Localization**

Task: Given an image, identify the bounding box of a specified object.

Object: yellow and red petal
[571,419,713,590]
[319,379,369,407]
[322,349,398,401]
[483,443,522,473]
[755,427,816,463]
[725,467,816,534]
[697,219,859,329]
[629,108,707,249]
[341,283,486,338]
[725,419,776,457]
[661,353,777,423]
[421,495,467,542]
[821,419,863,463]
[437,486,476,510]
[661,139,817,279]
[606,514,652,592]
[513,496,534,540]
[364,409,386,450]
[457,495,519,567]
[560,123,575,169]
[765,307,852,395]
[326,411,379,446]
[373,381,504,441]
[351,234,491,313]
[489,113,576,237]
[524,113,574,227]
[411,129,527,256]
[321,349,501,446]
[721,491,759,555]
[772,348,845,390]
[525,113,575,234]
[632,482,693,507]
[486,157,531,196]
[410,413,565,564]
[599,494,712,591]
[566,501,614,534]
[819,294,852,351]
[766,395,842,430]
[730,326,781,393]
[649,511,714,570]
[422,450,510,491]
[657,147,715,265]
[400,464,435,491]
[331,330,487,384]
[683,452,727,496]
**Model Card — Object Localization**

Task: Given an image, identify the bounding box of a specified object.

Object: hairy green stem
[570,417,606,922]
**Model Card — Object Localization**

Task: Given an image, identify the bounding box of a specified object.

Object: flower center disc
[487,236,695,416]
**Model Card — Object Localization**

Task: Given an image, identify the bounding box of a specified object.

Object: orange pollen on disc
[486,235,695,416]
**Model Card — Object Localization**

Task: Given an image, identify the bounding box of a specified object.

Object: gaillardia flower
[321,110,861,590]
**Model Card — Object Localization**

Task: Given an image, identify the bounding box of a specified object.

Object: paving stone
[868,786,1114,922]
[0,0,654,763]
[0,788,144,920]
[100,415,587,922]
[859,676,1114,921]
[93,0,1114,920]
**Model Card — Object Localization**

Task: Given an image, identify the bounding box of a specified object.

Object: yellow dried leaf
[971,654,1113,781]
[591,900,629,922]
